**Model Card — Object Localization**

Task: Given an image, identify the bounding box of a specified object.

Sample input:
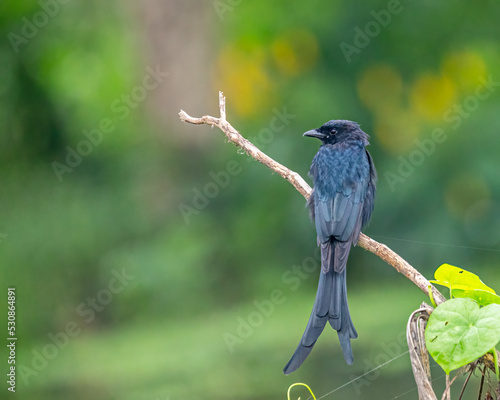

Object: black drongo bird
[283,120,377,375]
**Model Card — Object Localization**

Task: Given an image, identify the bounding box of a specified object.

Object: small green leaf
[430,264,495,293]
[425,298,500,374]
[451,288,500,306]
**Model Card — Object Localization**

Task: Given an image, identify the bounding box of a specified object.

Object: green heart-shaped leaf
[425,298,500,374]
[451,288,500,307]
[430,264,495,293]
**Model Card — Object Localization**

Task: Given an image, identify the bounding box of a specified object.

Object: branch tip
[218,91,226,121]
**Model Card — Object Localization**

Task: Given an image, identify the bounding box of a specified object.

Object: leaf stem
[428,285,438,308]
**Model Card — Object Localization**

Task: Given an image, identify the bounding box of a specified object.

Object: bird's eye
[330,129,337,135]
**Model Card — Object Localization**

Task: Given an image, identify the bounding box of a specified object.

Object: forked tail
[283,240,357,374]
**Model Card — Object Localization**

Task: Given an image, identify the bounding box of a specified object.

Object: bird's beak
[303,129,326,139]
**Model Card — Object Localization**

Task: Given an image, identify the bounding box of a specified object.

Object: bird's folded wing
[314,178,368,272]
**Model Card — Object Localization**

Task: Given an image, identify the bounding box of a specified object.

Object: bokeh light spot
[441,51,487,93]
[213,43,273,117]
[410,73,457,122]
[357,64,403,114]
[272,29,319,76]
[374,110,420,154]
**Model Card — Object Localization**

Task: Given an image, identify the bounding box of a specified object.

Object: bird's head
[303,120,369,145]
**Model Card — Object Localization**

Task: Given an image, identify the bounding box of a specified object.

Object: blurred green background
[1,0,500,399]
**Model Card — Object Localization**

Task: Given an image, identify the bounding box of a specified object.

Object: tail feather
[283,240,357,375]
[328,268,343,330]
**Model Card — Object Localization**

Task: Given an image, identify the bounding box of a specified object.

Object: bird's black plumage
[283,120,377,375]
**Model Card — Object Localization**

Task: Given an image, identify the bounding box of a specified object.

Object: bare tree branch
[179,91,447,305]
